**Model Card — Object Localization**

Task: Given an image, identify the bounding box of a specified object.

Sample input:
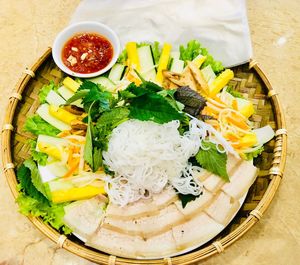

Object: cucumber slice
[108,63,126,81]
[36,134,68,149]
[170,58,184,73]
[36,104,71,131]
[57,85,83,108]
[137,45,156,81]
[201,65,216,84]
[88,76,115,92]
[38,163,68,182]
[46,90,66,106]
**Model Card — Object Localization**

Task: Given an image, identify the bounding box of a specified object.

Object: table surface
[0,1,299,264]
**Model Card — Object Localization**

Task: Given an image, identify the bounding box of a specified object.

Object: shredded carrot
[232,99,238,110]
[63,160,80,178]
[226,116,249,130]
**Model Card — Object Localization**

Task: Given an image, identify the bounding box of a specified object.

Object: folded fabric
[70,0,252,67]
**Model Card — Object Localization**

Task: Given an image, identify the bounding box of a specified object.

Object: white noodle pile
[103,117,237,206]
[103,119,202,206]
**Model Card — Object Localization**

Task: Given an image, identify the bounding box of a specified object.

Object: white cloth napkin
[70,0,252,67]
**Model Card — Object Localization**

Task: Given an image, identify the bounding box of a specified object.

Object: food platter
[2,45,286,265]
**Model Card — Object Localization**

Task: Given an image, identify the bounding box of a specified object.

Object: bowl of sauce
[53,21,120,78]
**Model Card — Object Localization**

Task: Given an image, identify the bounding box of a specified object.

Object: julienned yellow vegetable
[49,105,77,124]
[126,42,140,71]
[63,77,80,92]
[51,181,106,203]
[209,69,234,97]
[37,142,62,160]
[192,55,207,68]
[156,43,172,83]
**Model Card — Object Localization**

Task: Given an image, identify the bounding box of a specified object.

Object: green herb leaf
[129,92,185,124]
[65,89,88,105]
[177,192,200,208]
[84,107,95,171]
[39,81,57,104]
[195,142,229,181]
[17,163,48,203]
[24,115,60,136]
[23,159,48,199]
[29,140,48,166]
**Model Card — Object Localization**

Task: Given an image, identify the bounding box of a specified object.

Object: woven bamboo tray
[1,48,287,265]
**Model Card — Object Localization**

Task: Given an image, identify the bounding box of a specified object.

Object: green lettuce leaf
[244,146,264,161]
[151,41,161,65]
[39,81,58,104]
[117,49,127,64]
[16,161,71,234]
[179,40,224,73]
[24,115,60,136]
[29,140,48,166]
[195,142,229,181]
[16,194,71,234]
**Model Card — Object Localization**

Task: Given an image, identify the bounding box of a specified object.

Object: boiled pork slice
[63,195,106,239]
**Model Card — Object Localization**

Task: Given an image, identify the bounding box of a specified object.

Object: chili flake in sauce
[62,33,113,74]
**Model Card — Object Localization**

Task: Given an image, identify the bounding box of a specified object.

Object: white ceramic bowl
[52,21,120,78]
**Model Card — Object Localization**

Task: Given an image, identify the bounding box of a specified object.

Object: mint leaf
[195,142,229,182]
[129,92,185,124]
[24,115,60,136]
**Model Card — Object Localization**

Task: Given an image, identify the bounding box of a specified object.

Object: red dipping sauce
[62,33,113,74]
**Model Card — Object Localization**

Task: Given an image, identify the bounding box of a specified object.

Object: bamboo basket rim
[1,48,287,265]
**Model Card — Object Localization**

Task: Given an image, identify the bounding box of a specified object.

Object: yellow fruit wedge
[37,142,62,160]
[126,42,140,71]
[156,43,172,84]
[192,55,207,68]
[234,133,258,149]
[51,181,106,203]
[49,105,77,124]
[236,98,255,118]
[63,77,80,92]
[209,69,234,97]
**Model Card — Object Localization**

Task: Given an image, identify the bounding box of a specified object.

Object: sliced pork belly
[174,189,213,217]
[136,230,178,258]
[106,187,177,220]
[222,160,258,200]
[103,204,185,238]
[63,196,106,239]
[87,227,178,259]
[202,173,225,193]
[205,191,240,225]
[86,227,142,258]
[172,213,223,250]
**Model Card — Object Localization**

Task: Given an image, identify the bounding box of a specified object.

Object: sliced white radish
[46,90,66,106]
[253,125,275,146]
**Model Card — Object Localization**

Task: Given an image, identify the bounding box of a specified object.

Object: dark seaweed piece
[174,86,206,116]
